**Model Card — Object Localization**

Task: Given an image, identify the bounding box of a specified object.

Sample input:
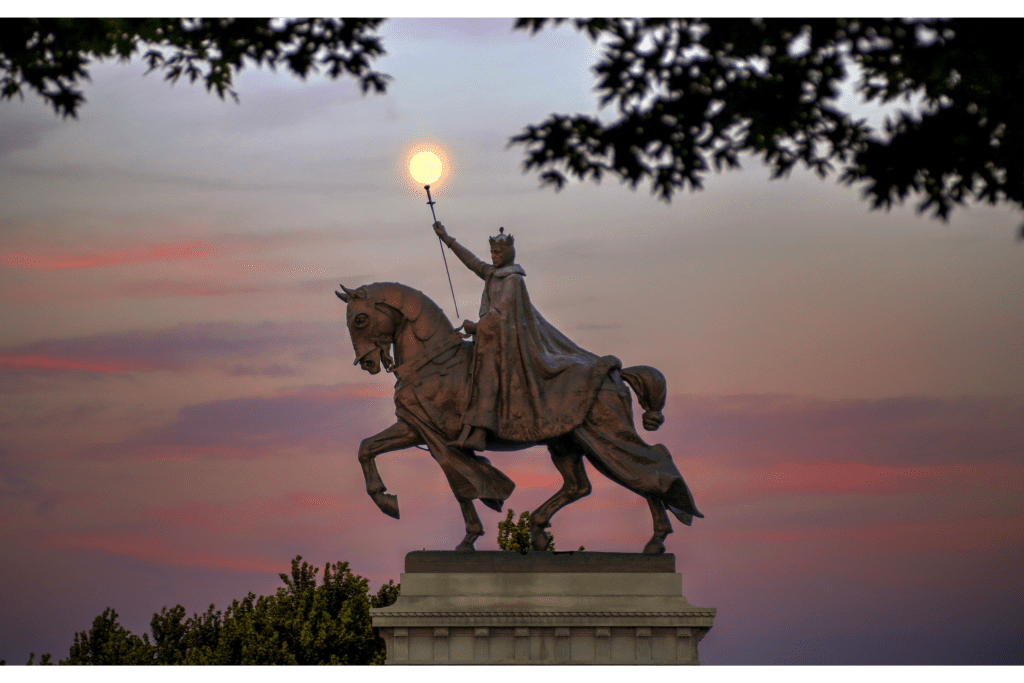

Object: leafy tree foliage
[0,18,389,118]
[62,608,153,664]
[370,579,400,609]
[511,19,1023,233]
[498,509,540,552]
[43,556,397,665]
[499,508,564,552]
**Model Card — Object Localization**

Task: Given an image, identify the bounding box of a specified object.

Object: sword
[425,184,459,319]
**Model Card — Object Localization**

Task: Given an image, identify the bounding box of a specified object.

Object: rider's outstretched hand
[433,222,448,240]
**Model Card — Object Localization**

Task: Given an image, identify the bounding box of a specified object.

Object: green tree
[185,556,393,664]
[0,18,388,118]
[511,18,1023,234]
[259,556,384,664]
[151,605,189,664]
[370,579,400,608]
[498,508,557,553]
[60,608,153,664]
[52,556,397,665]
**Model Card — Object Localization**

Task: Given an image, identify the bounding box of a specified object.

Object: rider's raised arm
[433,222,490,280]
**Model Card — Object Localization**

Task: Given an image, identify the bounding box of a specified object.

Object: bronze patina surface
[336,224,704,554]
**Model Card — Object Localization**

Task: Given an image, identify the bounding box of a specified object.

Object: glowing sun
[409,150,443,185]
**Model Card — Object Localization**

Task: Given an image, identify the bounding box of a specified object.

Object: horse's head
[335,282,448,375]
[335,284,398,374]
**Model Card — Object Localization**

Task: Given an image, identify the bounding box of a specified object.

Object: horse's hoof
[642,538,666,555]
[455,536,479,552]
[372,493,400,519]
[530,527,551,552]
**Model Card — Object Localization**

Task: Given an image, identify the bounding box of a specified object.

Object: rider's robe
[461,259,621,443]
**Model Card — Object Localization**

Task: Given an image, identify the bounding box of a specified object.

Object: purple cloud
[0,320,349,376]
[90,382,392,461]
[660,394,1024,466]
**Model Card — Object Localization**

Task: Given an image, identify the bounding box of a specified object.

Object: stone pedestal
[371,551,716,665]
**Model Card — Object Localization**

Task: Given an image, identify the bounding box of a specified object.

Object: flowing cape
[463,265,621,442]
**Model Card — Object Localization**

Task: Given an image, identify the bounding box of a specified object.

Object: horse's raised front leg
[642,497,673,555]
[358,421,424,520]
[531,438,592,551]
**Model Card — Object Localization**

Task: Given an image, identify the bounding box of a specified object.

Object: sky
[1,15,1023,667]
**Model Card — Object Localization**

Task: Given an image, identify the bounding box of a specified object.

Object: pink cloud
[112,281,263,298]
[0,320,347,378]
[843,515,1024,554]
[0,353,140,373]
[43,531,288,574]
[144,492,365,535]
[264,492,353,515]
[281,383,394,400]
[661,394,1024,466]
[82,379,401,462]
[145,504,256,534]
[707,513,1024,593]
[135,444,269,462]
[0,239,227,270]
[501,470,564,490]
[710,461,1024,503]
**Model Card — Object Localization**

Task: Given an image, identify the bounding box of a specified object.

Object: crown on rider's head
[489,226,514,248]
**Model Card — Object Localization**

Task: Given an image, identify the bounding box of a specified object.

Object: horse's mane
[361,282,454,340]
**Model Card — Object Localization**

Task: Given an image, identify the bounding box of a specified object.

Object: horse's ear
[339,284,366,300]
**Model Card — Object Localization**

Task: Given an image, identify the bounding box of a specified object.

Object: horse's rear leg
[643,497,673,555]
[456,497,484,551]
[358,421,424,519]
[531,439,592,551]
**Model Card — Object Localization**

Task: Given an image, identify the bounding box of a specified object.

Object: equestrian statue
[335,222,702,554]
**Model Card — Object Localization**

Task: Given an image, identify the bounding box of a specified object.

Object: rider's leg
[451,314,501,451]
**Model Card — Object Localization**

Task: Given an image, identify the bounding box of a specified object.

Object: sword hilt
[425,184,438,223]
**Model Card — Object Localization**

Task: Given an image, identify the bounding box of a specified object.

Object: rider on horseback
[433,221,619,452]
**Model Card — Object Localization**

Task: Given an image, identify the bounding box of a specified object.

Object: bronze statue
[433,221,617,452]
[336,226,702,554]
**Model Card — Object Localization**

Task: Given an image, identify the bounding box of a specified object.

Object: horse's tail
[620,365,667,431]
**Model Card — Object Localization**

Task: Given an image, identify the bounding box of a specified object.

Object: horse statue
[336,281,702,554]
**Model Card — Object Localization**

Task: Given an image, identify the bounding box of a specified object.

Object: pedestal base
[371,551,716,665]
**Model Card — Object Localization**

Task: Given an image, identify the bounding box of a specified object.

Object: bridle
[353,301,401,373]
